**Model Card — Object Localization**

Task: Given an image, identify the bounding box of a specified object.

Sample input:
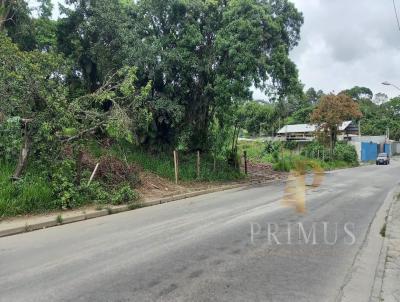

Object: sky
[254,0,400,100]
[28,0,400,99]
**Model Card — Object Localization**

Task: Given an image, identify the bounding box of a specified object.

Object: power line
[393,0,400,32]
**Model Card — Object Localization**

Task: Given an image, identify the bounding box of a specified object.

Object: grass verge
[238,140,358,172]
[88,141,244,182]
[0,161,54,218]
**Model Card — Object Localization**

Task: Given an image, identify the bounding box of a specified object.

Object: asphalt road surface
[1,162,399,302]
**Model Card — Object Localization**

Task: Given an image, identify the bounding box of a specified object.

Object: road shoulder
[378,192,400,302]
[0,182,251,238]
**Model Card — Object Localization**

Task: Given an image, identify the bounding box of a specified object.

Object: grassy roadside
[238,140,358,172]
[0,161,54,217]
[0,142,243,218]
[89,141,244,182]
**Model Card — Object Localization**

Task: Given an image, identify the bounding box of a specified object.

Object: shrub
[264,141,282,154]
[301,141,327,159]
[111,185,139,205]
[333,142,358,165]
[272,155,294,172]
[284,141,298,151]
[302,141,358,165]
[0,161,54,217]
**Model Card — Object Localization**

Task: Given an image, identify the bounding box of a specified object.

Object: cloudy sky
[29,0,400,99]
[257,0,400,99]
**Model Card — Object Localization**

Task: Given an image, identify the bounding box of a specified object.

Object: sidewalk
[379,193,400,302]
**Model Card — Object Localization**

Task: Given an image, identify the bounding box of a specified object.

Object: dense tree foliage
[49,0,304,150]
[341,86,373,102]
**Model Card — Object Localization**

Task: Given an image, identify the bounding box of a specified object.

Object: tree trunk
[0,1,12,32]
[12,119,31,180]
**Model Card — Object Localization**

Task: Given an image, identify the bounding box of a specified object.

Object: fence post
[213,154,216,172]
[244,150,248,175]
[197,150,200,179]
[88,163,99,186]
[173,150,179,184]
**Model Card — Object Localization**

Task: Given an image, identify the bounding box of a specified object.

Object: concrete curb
[377,190,400,302]
[370,188,398,302]
[338,186,399,302]
[0,180,284,238]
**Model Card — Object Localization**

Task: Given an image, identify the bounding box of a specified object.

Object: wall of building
[349,141,361,161]
[351,135,387,144]
[391,142,400,155]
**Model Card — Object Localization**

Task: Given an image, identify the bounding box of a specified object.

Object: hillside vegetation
[1,0,304,217]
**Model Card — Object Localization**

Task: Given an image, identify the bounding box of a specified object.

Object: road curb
[339,186,399,302]
[376,189,400,302]
[370,188,398,302]
[0,180,285,238]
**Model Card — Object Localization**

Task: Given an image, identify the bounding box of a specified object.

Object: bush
[0,161,54,217]
[263,141,282,154]
[333,142,358,165]
[301,141,358,165]
[284,141,298,151]
[111,185,139,205]
[272,155,294,172]
[273,159,292,172]
[301,141,327,159]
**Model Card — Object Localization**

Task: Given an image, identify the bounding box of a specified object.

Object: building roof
[277,124,316,134]
[277,121,353,134]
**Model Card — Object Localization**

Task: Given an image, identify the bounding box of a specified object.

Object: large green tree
[57,0,129,92]
[341,86,373,102]
[128,0,303,149]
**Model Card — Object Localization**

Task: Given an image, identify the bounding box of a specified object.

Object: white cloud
[289,0,400,98]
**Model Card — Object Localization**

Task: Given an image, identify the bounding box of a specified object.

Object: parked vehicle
[376,153,390,165]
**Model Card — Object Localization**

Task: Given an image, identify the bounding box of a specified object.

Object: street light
[381,82,395,142]
[382,81,400,91]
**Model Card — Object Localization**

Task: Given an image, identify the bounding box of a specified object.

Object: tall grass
[109,143,243,182]
[0,161,54,218]
[87,141,242,182]
[238,140,356,172]
[238,140,274,163]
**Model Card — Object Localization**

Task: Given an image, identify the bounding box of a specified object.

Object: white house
[276,121,359,142]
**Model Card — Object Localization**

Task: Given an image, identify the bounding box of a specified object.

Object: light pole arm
[391,83,400,91]
[382,81,400,92]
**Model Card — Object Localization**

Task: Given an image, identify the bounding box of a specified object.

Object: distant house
[276,121,359,142]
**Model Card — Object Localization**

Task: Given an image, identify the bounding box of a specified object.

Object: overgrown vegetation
[5,0,304,216]
[0,161,53,217]
[2,0,393,218]
[239,139,359,173]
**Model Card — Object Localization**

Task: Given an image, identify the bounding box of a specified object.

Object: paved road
[1,162,399,302]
